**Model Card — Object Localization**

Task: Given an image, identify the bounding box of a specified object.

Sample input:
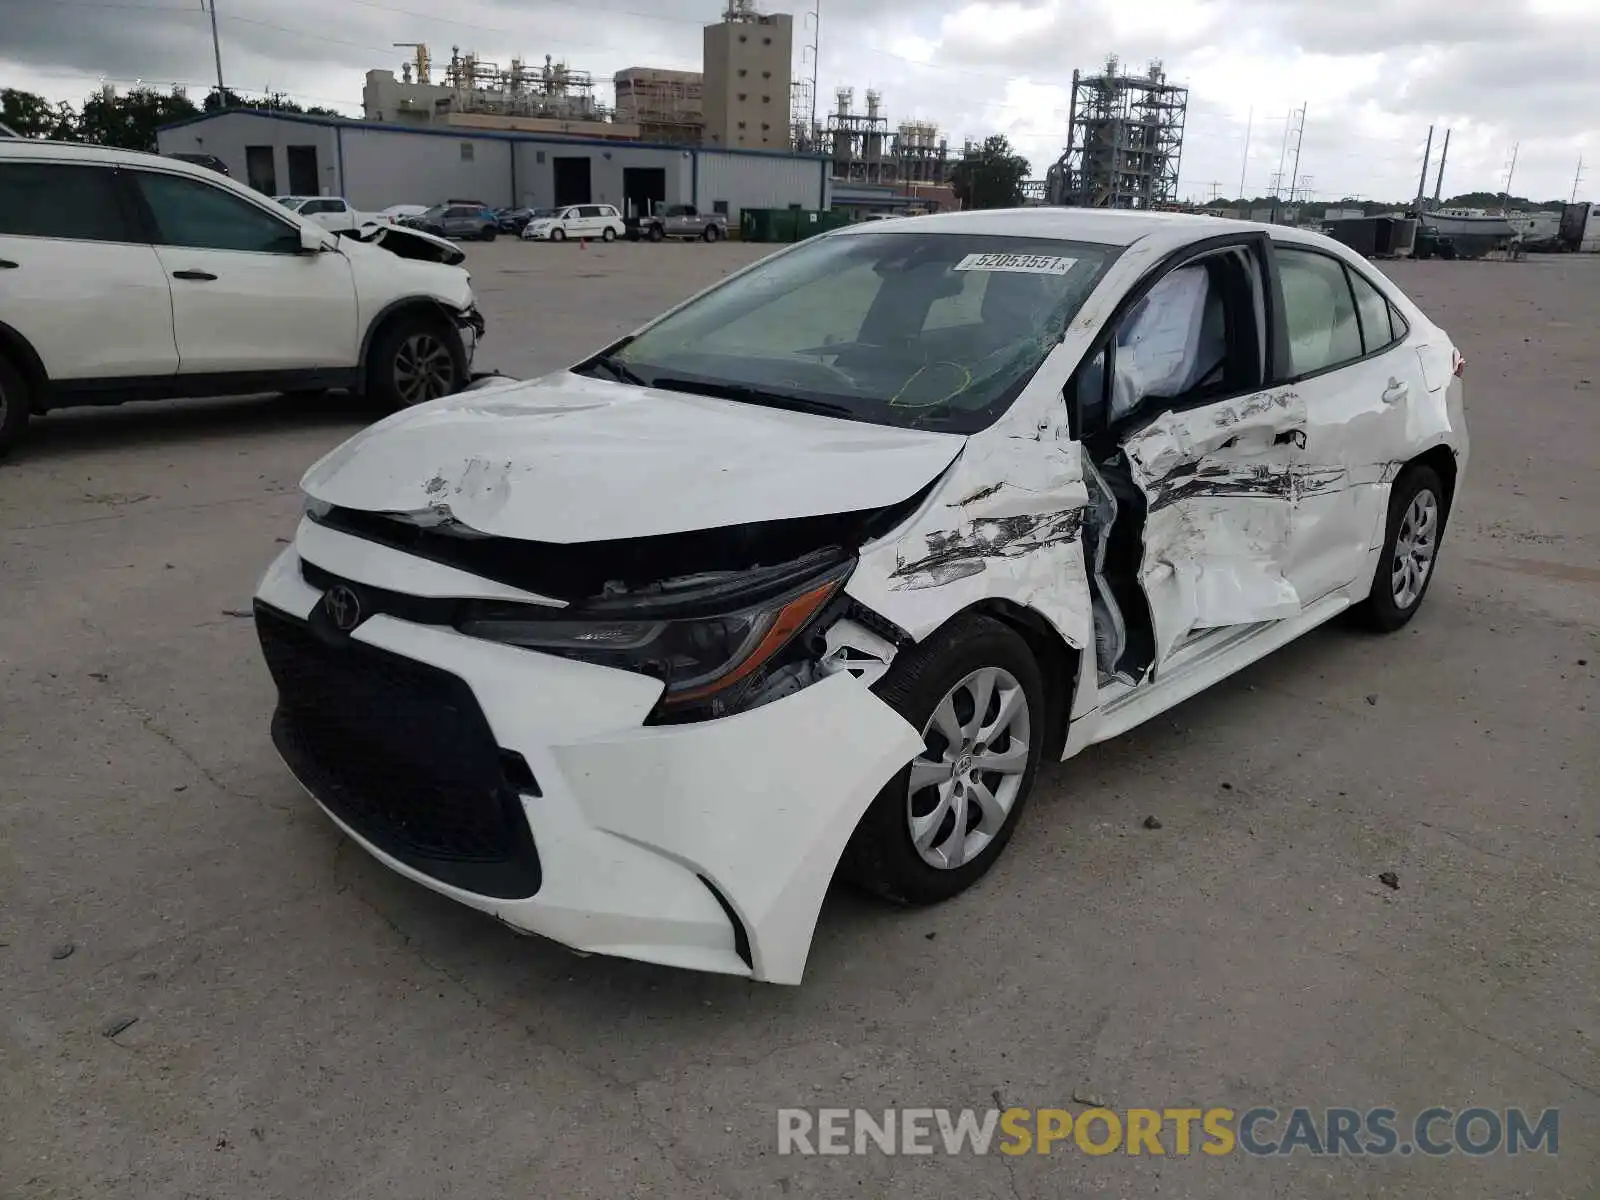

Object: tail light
[1451,348,1466,378]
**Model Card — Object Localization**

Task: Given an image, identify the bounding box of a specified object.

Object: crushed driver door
[1075,232,1309,683]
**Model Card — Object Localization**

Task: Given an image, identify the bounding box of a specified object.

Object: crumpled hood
[301,372,966,543]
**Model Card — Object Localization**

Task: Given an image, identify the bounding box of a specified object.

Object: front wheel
[550,228,566,242]
[840,614,1045,905]
[367,315,465,411]
[702,224,721,243]
[1353,464,1447,632]
[480,226,497,242]
[647,224,664,242]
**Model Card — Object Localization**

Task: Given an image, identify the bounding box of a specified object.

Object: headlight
[458,566,847,710]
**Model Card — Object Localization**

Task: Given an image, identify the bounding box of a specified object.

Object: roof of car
[1,137,220,177]
[835,206,1337,252]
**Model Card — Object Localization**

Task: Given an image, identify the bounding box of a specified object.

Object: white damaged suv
[254,209,1468,984]
[0,140,484,456]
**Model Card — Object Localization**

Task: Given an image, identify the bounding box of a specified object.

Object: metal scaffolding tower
[1045,56,1189,208]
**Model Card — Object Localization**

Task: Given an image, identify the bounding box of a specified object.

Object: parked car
[165,151,230,176]
[403,204,499,241]
[0,139,485,455]
[252,209,1467,985]
[378,203,429,224]
[624,202,728,242]
[521,204,626,242]
[275,195,379,234]
[496,207,541,234]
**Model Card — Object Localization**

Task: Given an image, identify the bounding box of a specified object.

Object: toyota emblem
[323,585,362,632]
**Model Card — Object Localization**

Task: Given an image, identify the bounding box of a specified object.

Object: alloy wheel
[393,333,456,405]
[906,666,1032,870]
[1391,488,1439,609]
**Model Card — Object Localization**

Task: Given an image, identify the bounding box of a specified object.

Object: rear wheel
[480,226,497,242]
[1353,464,1447,632]
[367,314,465,411]
[0,354,32,459]
[602,226,617,242]
[647,223,664,242]
[841,614,1045,905]
[702,224,721,243]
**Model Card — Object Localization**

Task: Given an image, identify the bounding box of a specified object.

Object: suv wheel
[840,614,1046,905]
[367,314,465,410]
[0,355,32,459]
[480,225,497,242]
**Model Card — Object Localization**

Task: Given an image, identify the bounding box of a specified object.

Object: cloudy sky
[3,0,1595,202]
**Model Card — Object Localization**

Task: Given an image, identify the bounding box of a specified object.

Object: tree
[204,87,340,116]
[1,89,77,139]
[951,135,1031,210]
[77,86,200,150]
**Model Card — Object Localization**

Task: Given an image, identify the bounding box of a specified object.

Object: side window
[0,162,130,242]
[1276,246,1362,376]
[580,206,602,218]
[326,199,347,213]
[133,171,300,253]
[1347,268,1398,356]
[301,199,332,215]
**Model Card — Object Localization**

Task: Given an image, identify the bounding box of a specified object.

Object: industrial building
[155,109,829,223]
[612,67,703,145]
[1045,56,1189,208]
[361,46,633,141]
[702,0,794,151]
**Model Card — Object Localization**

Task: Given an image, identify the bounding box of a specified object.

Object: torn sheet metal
[1122,387,1309,661]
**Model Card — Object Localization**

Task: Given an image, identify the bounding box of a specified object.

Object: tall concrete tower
[702,1,793,150]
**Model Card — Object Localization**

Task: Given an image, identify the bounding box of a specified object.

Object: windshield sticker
[953,253,1078,275]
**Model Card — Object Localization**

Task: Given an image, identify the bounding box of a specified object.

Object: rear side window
[1276,246,1362,377]
[1347,268,1407,353]
[0,162,129,242]
[132,171,299,253]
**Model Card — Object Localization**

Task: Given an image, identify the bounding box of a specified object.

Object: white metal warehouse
[155,110,831,222]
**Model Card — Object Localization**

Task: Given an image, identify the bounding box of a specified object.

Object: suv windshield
[585,231,1119,432]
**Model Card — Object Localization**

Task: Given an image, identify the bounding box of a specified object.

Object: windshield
[589,231,1119,432]
[275,197,304,210]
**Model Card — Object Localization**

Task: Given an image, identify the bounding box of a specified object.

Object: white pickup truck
[274,195,379,233]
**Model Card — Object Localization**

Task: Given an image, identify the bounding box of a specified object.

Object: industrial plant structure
[612,67,703,146]
[1045,56,1189,208]
[823,88,955,187]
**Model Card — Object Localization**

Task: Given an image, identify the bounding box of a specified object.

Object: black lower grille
[256,602,541,899]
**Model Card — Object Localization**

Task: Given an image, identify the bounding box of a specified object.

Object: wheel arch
[0,320,49,411]
[934,598,1082,762]
[358,298,462,391]
[1407,443,1458,513]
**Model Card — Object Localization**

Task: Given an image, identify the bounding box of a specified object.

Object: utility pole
[1271,108,1292,222]
[1237,105,1252,201]
[1571,155,1585,203]
[1431,128,1450,208]
[1286,103,1306,207]
[1414,124,1433,212]
[206,0,226,103]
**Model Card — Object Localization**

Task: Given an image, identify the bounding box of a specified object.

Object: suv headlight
[458,564,847,710]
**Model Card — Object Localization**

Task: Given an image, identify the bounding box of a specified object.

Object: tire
[1353,464,1448,632]
[480,226,497,242]
[840,614,1046,905]
[702,224,721,243]
[551,228,566,243]
[647,224,664,242]
[366,313,466,411]
[0,354,32,459]
[602,227,616,243]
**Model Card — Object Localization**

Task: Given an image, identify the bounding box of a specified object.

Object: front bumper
[253,531,921,984]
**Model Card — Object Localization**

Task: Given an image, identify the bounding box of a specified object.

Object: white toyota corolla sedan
[253,209,1468,985]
